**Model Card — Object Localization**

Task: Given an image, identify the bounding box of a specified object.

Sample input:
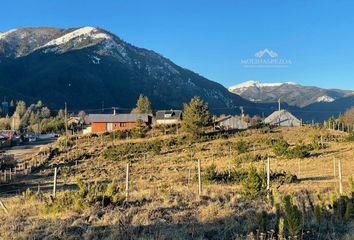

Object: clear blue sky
[1,0,354,90]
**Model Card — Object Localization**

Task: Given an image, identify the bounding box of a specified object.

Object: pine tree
[241,166,266,199]
[132,94,152,113]
[181,96,211,139]
[284,195,303,238]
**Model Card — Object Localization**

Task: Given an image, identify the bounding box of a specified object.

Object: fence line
[0,152,49,184]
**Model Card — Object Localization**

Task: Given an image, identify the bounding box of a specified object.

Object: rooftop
[88,113,151,123]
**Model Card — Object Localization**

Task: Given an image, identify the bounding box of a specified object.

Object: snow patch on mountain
[91,56,101,64]
[316,95,335,103]
[43,27,111,47]
[228,80,298,93]
[0,29,18,40]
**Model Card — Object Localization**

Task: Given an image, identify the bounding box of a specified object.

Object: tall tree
[182,96,211,139]
[15,100,27,118]
[132,94,152,113]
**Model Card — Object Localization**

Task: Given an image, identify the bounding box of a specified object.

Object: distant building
[155,110,182,125]
[215,115,249,130]
[88,113,152,133]
[264,109,301,127]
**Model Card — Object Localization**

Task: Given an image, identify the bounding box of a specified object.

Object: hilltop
[0,27,250,113]
[0,125,353,239]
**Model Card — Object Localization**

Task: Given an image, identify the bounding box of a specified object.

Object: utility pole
[278,98,281,111]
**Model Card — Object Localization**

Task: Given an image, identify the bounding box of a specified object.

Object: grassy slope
[0,126,353,239]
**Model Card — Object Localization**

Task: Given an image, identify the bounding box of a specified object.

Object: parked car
[28,136,37,142]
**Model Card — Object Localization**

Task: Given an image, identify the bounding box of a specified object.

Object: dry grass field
[0,125,353,239]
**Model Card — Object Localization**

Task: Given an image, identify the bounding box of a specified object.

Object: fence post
[198,159,202,196]
[125,163,130,202]
[267,157,270,197]
[228,145,232,177]
[53,167,57,198]
[338,159,343,195]
[320,135,323,147]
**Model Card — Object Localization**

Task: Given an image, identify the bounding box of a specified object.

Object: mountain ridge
[228,80,353,107]
[0,26,253,115]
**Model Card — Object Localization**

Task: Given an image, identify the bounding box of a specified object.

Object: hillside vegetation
[0,126,353,239]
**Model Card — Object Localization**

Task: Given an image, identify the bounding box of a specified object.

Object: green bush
[41,179,124,215]
[347,132,354,142]
[272,138,289,156]
[286,143,310,159]
[202,164,248,184]
[131,119,148,138]
[344,201,354,222]
[241,166,266,200]
[102,139,165,161]
[234,140,249,154]
[256,210,269,232]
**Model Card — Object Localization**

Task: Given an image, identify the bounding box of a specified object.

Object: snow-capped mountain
[229,80,298,95]
[0,27,251,113]
[228,80,353,107]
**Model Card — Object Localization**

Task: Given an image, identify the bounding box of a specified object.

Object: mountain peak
[42,26,111,48]
[0,29,18,40]
[228,80,298,92]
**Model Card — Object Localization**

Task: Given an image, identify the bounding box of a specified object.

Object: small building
[215,115,249,130]
[156,110,182,125]
[264,109,301,127]
[88,113,152,133]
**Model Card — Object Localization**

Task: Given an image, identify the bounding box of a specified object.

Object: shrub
[57,136,74,149]
[131,119,148,138]
[256,211,269,232]
[272,138,289,156]
[286,143,310,159]
[241,166,266,200]
[347,132,354,141]
[150,139,163,154]
[344,201,353,222]
[203,164,218,183]
[234,139,249,154]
